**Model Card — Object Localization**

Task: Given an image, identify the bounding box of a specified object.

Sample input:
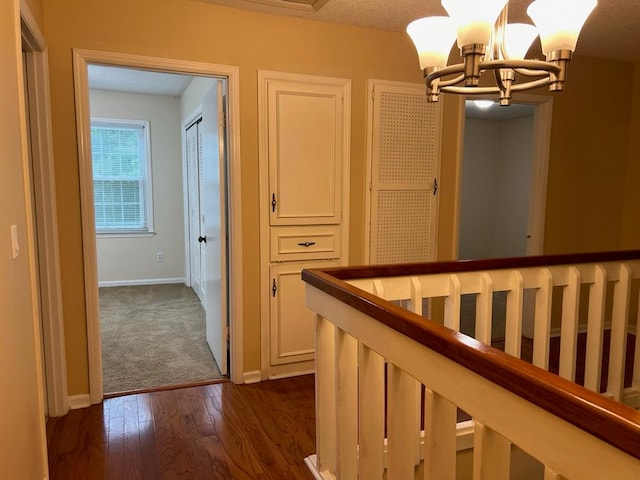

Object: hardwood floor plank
[47,376,316,480]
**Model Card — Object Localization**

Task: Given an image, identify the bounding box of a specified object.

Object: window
[91,118,153,235]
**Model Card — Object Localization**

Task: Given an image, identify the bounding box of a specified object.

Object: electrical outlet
[156,252,164,262]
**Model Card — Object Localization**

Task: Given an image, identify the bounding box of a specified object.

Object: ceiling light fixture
[406,0,597,106]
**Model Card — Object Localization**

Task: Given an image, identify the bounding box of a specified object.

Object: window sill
[96,231,156,239]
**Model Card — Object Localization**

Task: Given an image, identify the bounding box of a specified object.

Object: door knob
[198,235,207,243]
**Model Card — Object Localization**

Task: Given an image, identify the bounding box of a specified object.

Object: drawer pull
[297,241,316,247]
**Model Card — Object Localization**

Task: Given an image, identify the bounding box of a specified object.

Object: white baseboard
[98,277,185,287]
[243,370,262,384]
[68,394,91,410]
[549,322,636,338]
[304,421,476,478]
[304,455,332,480]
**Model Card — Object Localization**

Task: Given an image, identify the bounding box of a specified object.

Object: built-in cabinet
[259,70,351,379]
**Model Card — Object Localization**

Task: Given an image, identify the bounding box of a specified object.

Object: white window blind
[91,119,153,234]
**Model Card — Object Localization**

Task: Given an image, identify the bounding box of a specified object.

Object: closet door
[367,81,442,264]
[186,119,204,301]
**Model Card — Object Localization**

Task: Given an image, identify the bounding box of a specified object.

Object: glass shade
[442,0,509,47]
[504,23,538,59]
[406,17,457,69]
[527,0,597,54]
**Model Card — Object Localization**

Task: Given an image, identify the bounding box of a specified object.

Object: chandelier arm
[438,74,466,88]
[427,59,561,87]
[441,77,551,95]
[513,67,556,77]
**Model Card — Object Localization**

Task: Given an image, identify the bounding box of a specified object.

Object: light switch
[10,225,19,259]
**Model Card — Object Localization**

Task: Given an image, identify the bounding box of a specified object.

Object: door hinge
[224,325,230,340]
[272,278,277,297]
[371,88,375,100]
[219,112,227,128]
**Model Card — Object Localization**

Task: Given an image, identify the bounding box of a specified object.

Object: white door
[267,79,344,226]
[186,120,205,301]
[201,80,228,375]
[366,80,441,265]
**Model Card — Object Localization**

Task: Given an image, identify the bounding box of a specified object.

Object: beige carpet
[99,283,223,394]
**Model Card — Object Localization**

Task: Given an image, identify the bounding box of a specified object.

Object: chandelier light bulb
[527,0,598,54]
[406,17,457,70]
[503,23,538,59]
[442,0,509,47]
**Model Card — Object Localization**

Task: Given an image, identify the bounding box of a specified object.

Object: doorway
[456,94,552,339]
[87,66,227,394]
[458,95,552,260]
[73,50,244,403]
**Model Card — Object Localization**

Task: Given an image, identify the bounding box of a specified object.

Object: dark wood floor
[46,376,316,480]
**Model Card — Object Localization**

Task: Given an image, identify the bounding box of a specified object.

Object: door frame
[20,1,69,417]
[454,93,553,258]
[73,49,245,404]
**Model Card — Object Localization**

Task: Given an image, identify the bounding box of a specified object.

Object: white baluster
[584,264,607,392]
[533,268,553,369]
[472,422,511,480]
[559,266,581,381]
[316,314,336,475]
[608,263,632,401]
[387,364,418,480]
[423,389,456,480]
[476,273,493,343]
[445,275,461,331]
[409,276,423,316]
[358,344,385,480]
[335,328,358,479]
[505,271,524,357]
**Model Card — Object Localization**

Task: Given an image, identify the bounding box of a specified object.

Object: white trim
[73,49,245,405]
[242,370,262,384]
[549,322,636,338]
[20,0,69,417]
[68,394,91,410]
[98,277,185,288]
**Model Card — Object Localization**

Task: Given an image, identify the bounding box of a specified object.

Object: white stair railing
[303,251,640,480]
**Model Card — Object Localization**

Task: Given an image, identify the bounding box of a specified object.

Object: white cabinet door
[266,78,345,226]
[269,261,340,367]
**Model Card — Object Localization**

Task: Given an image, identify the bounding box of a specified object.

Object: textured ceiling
[205,0,640,63]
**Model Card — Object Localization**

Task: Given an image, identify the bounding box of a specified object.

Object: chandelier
[406,0,598,105]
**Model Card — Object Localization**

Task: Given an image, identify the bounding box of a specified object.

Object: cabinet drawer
[270,226,341,262]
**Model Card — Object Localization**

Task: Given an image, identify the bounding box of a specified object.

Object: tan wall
[41,0,637,394]
[621,61,640,248]
[0,0,48,476]
[542,56,634,253]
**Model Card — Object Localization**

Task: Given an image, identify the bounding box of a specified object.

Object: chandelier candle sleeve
[406,0,598,105]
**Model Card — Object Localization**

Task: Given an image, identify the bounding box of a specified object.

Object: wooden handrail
[314,249,640,280]
[302,261,640,461]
